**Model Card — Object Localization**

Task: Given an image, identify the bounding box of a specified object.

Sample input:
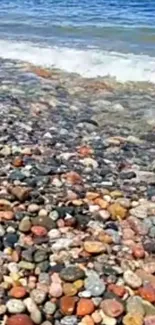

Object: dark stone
[3,233,19,248]
[37,261,49,272]
[60,266,85,282]
[8,171,26,181]
[105,222,118,231]
[75,214,90,230]
[32,216,56,230]
[49,263,65,274]
[143,240,155,253]
[102,266,118,276]
[15,212,27,221]
[34,250,48,263]
[120,171,136,179]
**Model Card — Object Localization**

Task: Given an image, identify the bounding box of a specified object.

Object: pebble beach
[0,57,154,325]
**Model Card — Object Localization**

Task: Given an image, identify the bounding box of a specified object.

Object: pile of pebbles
[0,61,154,325]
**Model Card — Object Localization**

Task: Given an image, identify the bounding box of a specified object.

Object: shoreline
[0,57,155,325]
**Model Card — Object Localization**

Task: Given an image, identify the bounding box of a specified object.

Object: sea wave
[0,39,155,83]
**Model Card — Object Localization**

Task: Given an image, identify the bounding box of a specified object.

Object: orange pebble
[9,287,27,298]
[77,298,95,316]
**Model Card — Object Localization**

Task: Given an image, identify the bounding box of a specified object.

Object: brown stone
[63,283,78,296]
[9,186,31,202]
[31,67,52,79]
[60,296,77,315]
[64,171,83,185]
[132,244,145,258]
[0,211,14,220]
[6,314,34,325]
[100,299,124,317]
[94,198,108,209]
[77,298,95,316]
[108,284,126,297]
[0,199,12,211]
[12,157,24,167]
[108,203,127,220]
[86,192,100,201]
[84,241,106,254]
[78,146,93,157]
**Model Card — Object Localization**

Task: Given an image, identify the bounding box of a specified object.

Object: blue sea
[0,0,155,82]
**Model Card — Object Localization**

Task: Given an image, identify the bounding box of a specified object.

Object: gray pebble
[61,316,78,325]
[44,301,56,315]
[7,299,26,313]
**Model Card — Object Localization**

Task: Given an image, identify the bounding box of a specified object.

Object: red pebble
[7,314,34,325]
[132,244,145,259]
[9,286,27,298]
[138,285,155,303]
[108,284,126,297]
[31,226,47,236]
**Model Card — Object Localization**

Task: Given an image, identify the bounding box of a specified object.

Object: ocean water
[0,0,155,82]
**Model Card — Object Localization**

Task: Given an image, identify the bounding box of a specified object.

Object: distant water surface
[0,0,155,82]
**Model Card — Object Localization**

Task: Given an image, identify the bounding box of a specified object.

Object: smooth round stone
[6,314,34,325]
[38,273,50,285]
[60,316,78,325]
[126,296,145,316]
[43,301,56,315]
[123,270,142,289]
[100,299,124,317]
[9,287,27,299]
[76,298,95,316]
[6,299,26,313]
[19,217,31,232]
[63,283,77,297]
[27,204,40,213]
[84,241,106,254]
[60,296,77,315]
[32,216,55,231]
[84,272,105,296]
[4,233,19,248]
[34,250,48,263]
[38,209,48,218]
[60,266,85,282]
[48,229,61,239]
[49,282,63,298]
[30,289,47,304]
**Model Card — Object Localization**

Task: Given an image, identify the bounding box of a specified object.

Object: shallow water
[0,0,155,82]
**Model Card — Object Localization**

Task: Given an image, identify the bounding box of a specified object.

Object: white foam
[0,39,155,83]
